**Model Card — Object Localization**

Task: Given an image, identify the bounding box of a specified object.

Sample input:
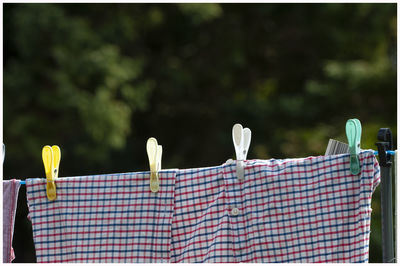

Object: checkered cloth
[26,151,379,263]
[3,179,21,263]
[171,150,380,262]
[26,171,177,263]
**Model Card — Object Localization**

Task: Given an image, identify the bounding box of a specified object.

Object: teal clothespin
[346,118,362,175]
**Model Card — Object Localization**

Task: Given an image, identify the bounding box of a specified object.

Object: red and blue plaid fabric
[26,171,177,263]
[26,151,379,263]
[170,150,380,263]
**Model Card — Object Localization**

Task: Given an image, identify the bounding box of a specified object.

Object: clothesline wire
[374,150,396,155]
[15,149,396,186]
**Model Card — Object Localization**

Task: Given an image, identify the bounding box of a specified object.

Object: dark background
[3,3,397,262]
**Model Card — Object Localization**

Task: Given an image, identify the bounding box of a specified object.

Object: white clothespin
[147,137,162,193]
[232,124,251,180]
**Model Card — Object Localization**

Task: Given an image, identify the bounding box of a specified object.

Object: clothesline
[375,150,396,155]
[3,122,395,263]
[16,149,396,186]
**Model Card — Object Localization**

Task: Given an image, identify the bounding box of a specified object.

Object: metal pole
[394,151,397,262]
[381,166,395,262]
[376,128,395,263]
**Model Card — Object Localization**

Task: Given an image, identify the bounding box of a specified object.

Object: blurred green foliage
[3,3,396,262]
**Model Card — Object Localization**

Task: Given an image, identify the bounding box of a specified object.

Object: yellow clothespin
[146,138,162,193]
[42,145,61,201]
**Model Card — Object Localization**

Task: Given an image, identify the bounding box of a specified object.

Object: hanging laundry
[171,150,380,262]
[26,171,177,263]
[3,179,21,263]
[26,151,380,263]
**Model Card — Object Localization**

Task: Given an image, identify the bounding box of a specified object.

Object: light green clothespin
[346,118,362,175]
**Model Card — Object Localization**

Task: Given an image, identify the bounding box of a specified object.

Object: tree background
[3,3,397,262]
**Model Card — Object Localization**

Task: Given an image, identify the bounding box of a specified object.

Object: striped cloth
[26,170,177,263]
[26,151,379,263]
[171,150,380,263]
[3,179,21,263]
